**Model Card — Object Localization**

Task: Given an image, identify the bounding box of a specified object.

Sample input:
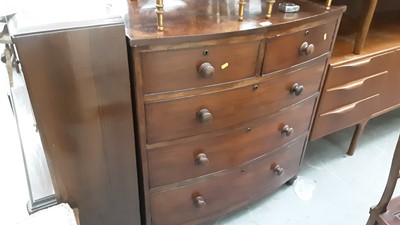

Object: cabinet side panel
[13,24,141,225]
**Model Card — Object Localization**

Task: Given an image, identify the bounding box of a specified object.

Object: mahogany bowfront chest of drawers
[126,1,345,224]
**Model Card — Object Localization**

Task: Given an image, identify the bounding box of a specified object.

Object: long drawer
[320,68,387,114]
[149,136,306,225]
[141,41,260,94]
[312,94,379,140]
[263,20,336,74]
[323,51,394,89]
[145,59,326,143]
[148,97,316,188]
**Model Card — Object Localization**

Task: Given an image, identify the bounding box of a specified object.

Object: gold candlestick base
[266,0,276,19]
[238,0,246,21]
[155,0,164,31]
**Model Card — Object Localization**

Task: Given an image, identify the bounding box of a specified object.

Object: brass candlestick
[266,0,276,19]
[325,0,332,10]
[238,0,246,21]
[155,0,164,31]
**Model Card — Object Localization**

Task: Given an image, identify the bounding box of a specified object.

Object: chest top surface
[124,0,345,46]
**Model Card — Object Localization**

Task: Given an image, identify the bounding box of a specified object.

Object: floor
[1,46,399,225]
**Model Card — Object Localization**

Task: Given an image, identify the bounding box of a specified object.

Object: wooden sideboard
[310,0,400,155]
[126,1,344,224]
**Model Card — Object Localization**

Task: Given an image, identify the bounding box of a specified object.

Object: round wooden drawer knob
[195,153,209,166]
[290,83,304,96]
[281,125,294,136]
[198,62,215,78]
[194,196,206,208]
[273,164,285,176]
[196,109,213,123]
[299,42,315,55]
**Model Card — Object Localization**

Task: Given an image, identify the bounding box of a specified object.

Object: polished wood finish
[125,0,345,46]
[317,52,391,115]
[150,137,306,225]
[331,11,400,65]
[127,1,344,224]
[263,20,336,73]
[141,41,260,94]
[311,4,400,154]
[367,136,400,225]
[10,13,141,225]
[312,94,379,141]
[374,50,400,112]
[146,59,326,143]
[147,98,316,188]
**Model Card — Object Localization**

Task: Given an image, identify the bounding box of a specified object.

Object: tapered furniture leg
[347,120,368,156]
[353,0,378,54]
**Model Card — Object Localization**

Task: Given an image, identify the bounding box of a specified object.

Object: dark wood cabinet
[127,1,345,224]
[8,8,141,225]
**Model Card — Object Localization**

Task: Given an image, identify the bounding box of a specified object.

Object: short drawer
[148,97,316,188]
[145,58,326,143]
[141,41,260,94]
[149,136,306,225]
[311,94,379,140]
[263,20,336,74]
[319,69,388,114]
[324,51,395,89]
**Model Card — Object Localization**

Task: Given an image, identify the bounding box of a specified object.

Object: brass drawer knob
[299,42,315,55]
[195,153,209,166]
[196,109,213,123]
[290,83,304,96]
[198,62,215,78]
[194,196,206,208]
[273,164,285,176]
[281,125,294,136]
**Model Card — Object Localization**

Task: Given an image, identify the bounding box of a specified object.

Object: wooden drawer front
[319,70,388,114]
[146,59,325,143]
[312,94,379,140]
[324,51,395,89]
[148,98,315,188]
[263,21,336,74]
[374,50,400,111]
[141,41,260,94]
[150,137,306,225]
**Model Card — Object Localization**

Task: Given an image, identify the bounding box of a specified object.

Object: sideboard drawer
[319,69,388,114]
[149,136,306,225]
[145,59,325,143]
[263,20,336,74]
[312,94,379,139]
[141,41,260,94]
[324,51,395,89]
[148,97,316,188]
